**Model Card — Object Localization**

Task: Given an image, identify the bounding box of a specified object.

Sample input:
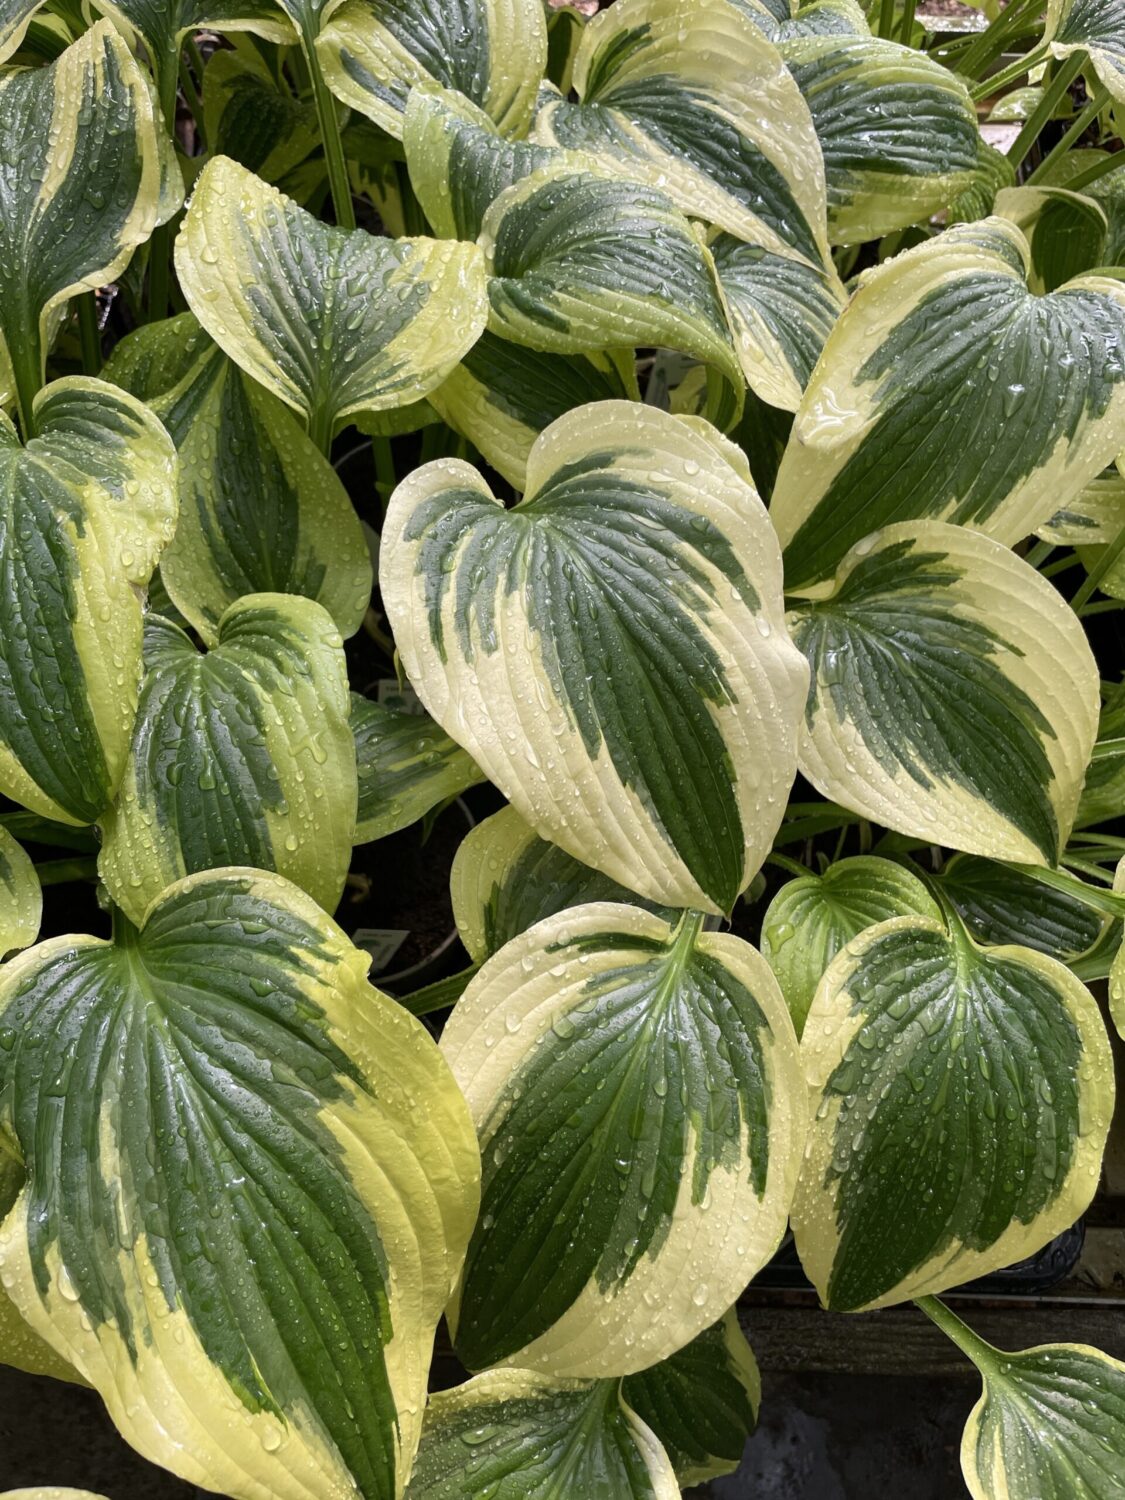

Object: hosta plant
[0,0,1124,1497]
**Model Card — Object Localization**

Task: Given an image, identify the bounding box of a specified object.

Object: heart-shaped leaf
[0,23,163,435]
[0,869,480,1500]
[450,804,674,964]
[94,0,291,93]
[103,313,372,645]
[316,0,547,139]
[924,1302,1125,1500]
[352,692,483,845]
[772,220,1125,591]
[779,33,979,244]
[621,1312,760,1487]
[404,1370,678,1498]
[99,597,356,924]
[533,0,832,271]
[761,855,940,1034]
[176,155,489,450]
[442,903,806,1374]
[791,912,1115,1311]
[0,829,39,959]
[381,402,808,915]
[786,522,1100,864]
[0,378,177,826]
[1046,0,1125,104]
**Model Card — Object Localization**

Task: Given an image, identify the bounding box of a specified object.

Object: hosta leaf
[402,82,557,242]
[791,914,1115,1311]
[404,1370,678,1498]
[939,854,1107,960]
[779,34,978,244]
[103,314,372,645]
[761,855,940,1035]
[449,804,673,964]
[0,1138,83,1385]
[380,402,809,915]
[533,0,832,269]
[0,378,177,826]
[0,828,39,958]
[1111,859,1124,1039]
[99,598,356,925]
[949,140,1017,225]
[0,869,480,1500]
[710,235,846,412]
[772,220,1125,591]
[175,155,489,447]
[352,692,483,845]
[479,162,743,428]
[430,332,639,490]
[316,0,547,138]
[202,44,323,186]
[1077,691,1125,827]
[787,522,1100,864]
[995,185,1109,294]
[0,22,162,428]
[620,1311,760,1486]
[442,903,806,1374]
[94,0,291,83]
[959,1337,1125,1499]
[1046,0,1125,104]
[0,0,52,64]
[1039,463,1125,543]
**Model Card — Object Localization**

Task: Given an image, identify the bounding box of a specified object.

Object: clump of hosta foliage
[1,0,1125,1496]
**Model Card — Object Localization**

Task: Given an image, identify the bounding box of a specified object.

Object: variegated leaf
[995,185,1109,294]
[0,23,162,436]
[761,855,940,1034]
[450,804,673,964]
[442,903,806,1374]
[532,0,833,271]
[792,913,1115,1310]
[710,235,845,411]
[176,155,489,450]
[1038,462,1125,544]
[352,692,483,845]
[787,522,1100,864]
[202,43,323,187]
[103,313,372,645]
[405,1370,678,1498]
[939,854,1108,961]
[778,33,979,244]
[1046,0,1125,105]
[316,0,547,138]
[621,1312,760,1487]
[0,379,177,825]
[381,402,808,915]
[0,869,480,1500]
[93,0,291,94]
[0,827,39,958]
[1077,690,1125,828]
[479,162,743,429]
[99,598,356,925]
[772,220,1125,591]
